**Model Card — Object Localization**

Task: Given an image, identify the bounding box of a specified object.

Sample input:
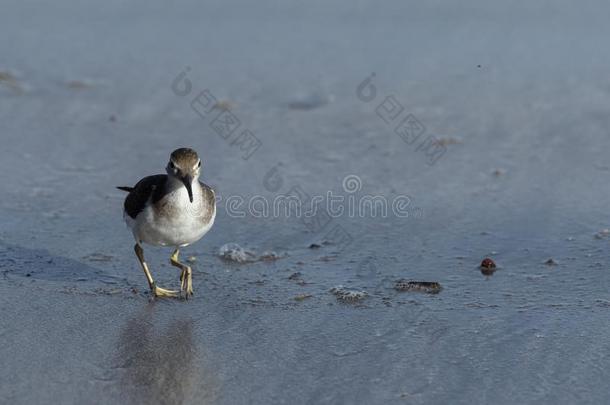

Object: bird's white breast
[126,183,215,247]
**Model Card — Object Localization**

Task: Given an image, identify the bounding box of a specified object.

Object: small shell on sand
[394,280,442,294]
[218,243,256,263]
[330,286,367,303]
[218,244,283,263]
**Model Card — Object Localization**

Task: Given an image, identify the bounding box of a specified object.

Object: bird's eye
[197,160,201,168]
[169,161,176,169]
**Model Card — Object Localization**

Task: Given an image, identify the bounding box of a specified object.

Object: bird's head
[166,147,201,203]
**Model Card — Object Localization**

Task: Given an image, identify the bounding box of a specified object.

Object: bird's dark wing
[121,175,168,219]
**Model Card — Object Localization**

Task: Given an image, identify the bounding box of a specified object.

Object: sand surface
[1,1,610,404]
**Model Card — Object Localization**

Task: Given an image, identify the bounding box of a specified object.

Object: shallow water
[1,1,610,404]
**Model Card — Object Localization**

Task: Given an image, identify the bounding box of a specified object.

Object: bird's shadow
[0,241,123,284]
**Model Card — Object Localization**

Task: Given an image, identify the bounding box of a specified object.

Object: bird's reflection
[117,304,196,405]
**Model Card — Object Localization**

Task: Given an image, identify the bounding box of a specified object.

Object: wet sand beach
[1,1,610,404]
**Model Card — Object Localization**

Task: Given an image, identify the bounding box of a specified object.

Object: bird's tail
[116,186,134,192]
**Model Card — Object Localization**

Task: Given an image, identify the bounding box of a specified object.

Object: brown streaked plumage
[171,147,200,167]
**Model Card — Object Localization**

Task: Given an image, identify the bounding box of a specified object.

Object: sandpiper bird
[117,148,216,298]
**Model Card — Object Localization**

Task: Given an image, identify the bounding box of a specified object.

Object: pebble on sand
[480,257,496,269]
[544,258,558,266]
[288,272,306,285]
[330,286,367,303]
[479,257,497,275]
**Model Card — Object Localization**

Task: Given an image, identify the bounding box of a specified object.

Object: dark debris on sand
[479,257,497,275]
[394,280,442,294]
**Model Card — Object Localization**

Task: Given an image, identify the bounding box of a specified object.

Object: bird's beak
[182,175,194,203]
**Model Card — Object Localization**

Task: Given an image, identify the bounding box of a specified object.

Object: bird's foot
[180,268,194,299]
[151,282,179,298]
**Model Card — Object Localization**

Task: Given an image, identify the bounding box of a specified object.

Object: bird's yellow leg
[170,248,193,298]
[134,244,179,298]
